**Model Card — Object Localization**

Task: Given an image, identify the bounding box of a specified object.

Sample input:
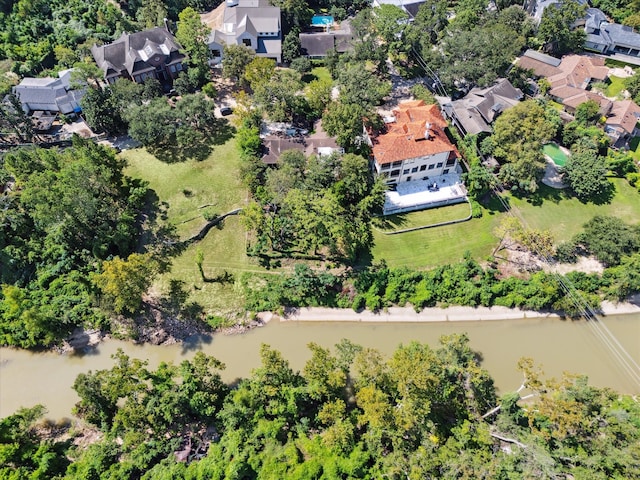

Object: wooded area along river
[1,313,639,419]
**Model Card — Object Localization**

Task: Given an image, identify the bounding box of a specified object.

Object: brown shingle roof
[606,100,640,135]
[372,100,459,166]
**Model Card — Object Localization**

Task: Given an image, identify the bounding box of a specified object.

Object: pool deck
[383,174,467,215]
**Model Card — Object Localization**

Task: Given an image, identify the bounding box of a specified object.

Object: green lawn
[606,75,626,98]
[122,139,246,239]
[122,138,263,315]
[309,66,332,84]
[371,178,640,268]
[374,202,471,233]
[506,178,640,243]
[630,136,640,162]
[370,202,503,268]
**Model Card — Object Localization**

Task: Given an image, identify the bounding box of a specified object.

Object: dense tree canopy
[0,138,153,347]
[483,101,559,192]
[3,339,640,479]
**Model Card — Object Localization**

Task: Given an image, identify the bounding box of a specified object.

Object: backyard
[122,137,640,312]
[122,138,259,316]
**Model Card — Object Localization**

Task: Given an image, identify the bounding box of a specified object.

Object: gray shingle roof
[92,26,185,79]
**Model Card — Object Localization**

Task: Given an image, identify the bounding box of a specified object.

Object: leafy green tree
[136,0,168,28]
[488,101,558,192]
[0,92,34,142]
[574,215,640,266]
[439,22,525,88]
[574,99,601,125]
[537,0,587,54]
[624,70,640,103]
[222,44,255,81]
[243,56,276,90]
[176,7,211,86]
[322,102,367,152]
[564,149,612,201]
[337,63,391,108]
[305,77,333,118]
[0,405,70,478]
[92,253,159,314]
[290,56,311,73]
[253,70,307,122]
[282,29,302,63]
[413,0,448,45]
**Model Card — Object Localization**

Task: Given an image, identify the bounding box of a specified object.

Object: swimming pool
[542,142,569,167]
[311,15,333,26]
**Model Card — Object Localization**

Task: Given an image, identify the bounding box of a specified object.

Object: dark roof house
[583,8,640,58]
[299,20,354,58]
[443,78,524,136]
[12,69,85,115]
[91,26,186,84]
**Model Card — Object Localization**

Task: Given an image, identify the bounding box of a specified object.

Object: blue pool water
[311,15,333,26]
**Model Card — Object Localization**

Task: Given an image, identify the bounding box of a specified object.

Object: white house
[366,100,466,215]
[202,0,282,64]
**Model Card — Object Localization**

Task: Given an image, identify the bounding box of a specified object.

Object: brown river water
[1,314,639,419]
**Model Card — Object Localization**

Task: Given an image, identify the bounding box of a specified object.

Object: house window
[176,63,183,71]
[170,65,176,72]
[446,158,456,166]
[406,176,412,182]
[403,169,410,175]
[243,39,251,47]
[428,164,435,170]
[390,169,400,177]
[411,167,418,173]
[443,169,449,174]
[380,163,390,170]
[419,165,426,171]
[392,161,402,167]
[211,49,221,57]
[436,162,443,168]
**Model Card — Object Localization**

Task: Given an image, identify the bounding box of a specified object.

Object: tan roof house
[517,51,611,114]
[604,100,640,148]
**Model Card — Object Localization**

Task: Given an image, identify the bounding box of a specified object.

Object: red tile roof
[372,101,459,166]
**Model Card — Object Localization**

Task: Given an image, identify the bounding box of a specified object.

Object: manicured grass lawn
[122,138,263,315]
[374,202,471,233]
[310,66,332,84]
[371,177,640,269]
[370,201,504,268]
[606,75,626,98]
[548,100,565,111]
[630,136,640,162]
[506,178,640,243]
[122,139,246,239]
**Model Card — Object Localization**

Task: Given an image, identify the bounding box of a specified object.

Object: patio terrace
[383,173,467,216]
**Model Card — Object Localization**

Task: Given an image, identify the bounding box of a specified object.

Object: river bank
[265,295,640,323]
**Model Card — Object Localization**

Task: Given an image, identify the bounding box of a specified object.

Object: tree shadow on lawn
[512,184,567,207]
[373,214,409,231]
[147,120,236,163]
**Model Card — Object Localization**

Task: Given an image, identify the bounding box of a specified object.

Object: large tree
[563,150,612,201]
[222,44,255,82]
[175,7,211,85]
[537,0,587,55]
[486,101,559,192]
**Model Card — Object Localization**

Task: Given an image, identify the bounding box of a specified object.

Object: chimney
[424,122,432,140]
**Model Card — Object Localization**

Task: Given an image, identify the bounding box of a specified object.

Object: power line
[484,173,640,389]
